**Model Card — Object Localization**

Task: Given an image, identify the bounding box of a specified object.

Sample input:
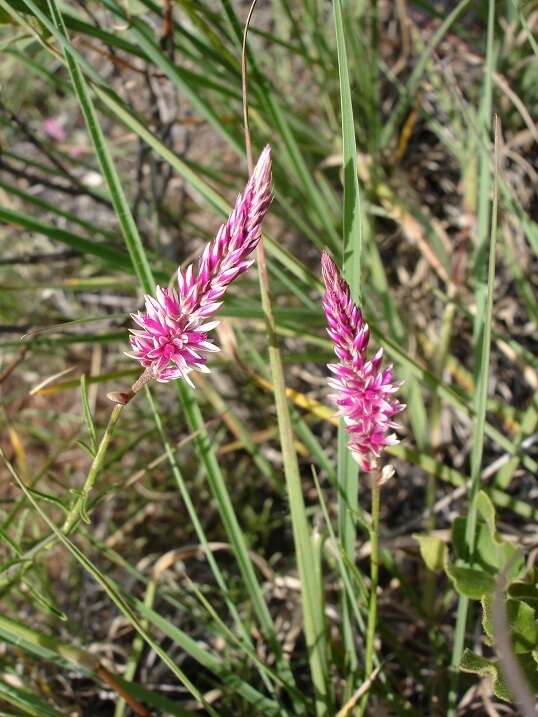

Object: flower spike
[127,146,272,387]
[321,251,405,471]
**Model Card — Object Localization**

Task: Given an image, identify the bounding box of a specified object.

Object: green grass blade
[0,447,215,713]
[0,206,132,272]
[92,86,320,288]
[130,597,283,716]
[44,0,155,295]
[0,176,116,241]
[0,681,68,717]
[448,5,499,699]
[145,386,290,706]
[34,0,292,694]
[333,0,364,687]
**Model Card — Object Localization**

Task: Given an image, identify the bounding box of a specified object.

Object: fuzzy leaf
[452,495,524,579]
[446,562,496,599]
[459,649,511,701]
[507,599,538,653]
[482,595,538,652]
[508,571,538,606]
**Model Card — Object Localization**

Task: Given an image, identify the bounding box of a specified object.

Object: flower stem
[62,404,123,534]
[361,476,381,713]
[242,6,330,713]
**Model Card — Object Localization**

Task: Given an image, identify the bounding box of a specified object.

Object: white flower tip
[378,464,395,486]
[107,391,130,405]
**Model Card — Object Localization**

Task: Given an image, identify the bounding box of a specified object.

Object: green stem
[242,8,329,714]
[62,405,123,534]
[366,478,380,675]
[361,477,381,714]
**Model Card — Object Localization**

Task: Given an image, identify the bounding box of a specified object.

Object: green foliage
[0,0,536,714]
[445,564,496,600]
[416,491,536,702]
[442,491,535,702]
[0,0,48,24]
[460,649,538,703]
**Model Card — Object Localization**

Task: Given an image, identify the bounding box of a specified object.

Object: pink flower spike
[321,251,405,472]
[128,146,272,385]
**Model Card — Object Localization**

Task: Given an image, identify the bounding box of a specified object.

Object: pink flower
[43,117,66,142]
[321,251,405,471]
[127,146,272,386]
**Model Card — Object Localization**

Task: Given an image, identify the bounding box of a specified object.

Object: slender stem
[366,478,380,675]
[1,406,122,585]
[242,4,329,713]
[360,476,381,715]
[62,404,123,534]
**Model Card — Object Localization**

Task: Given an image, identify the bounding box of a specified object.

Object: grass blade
[333,0,364,689]
[448,20,500,702]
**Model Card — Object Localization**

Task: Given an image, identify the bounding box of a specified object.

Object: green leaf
[22,578,68,621]
[413,533,447,572]
[460,648,538,701]
[482,592,538,653]
[506,599,538,654]
[2,0,48,14]
[451,492,524,577]
[451,517,467,560]
[0,206,134,274]
[476,490,496,534]
[508,572,538,606]
[446,563,496,599]
[481,593,495,641]
[43,0,156,295]
[459,649,512,701]
[0,681,67,717]
[475,525,522,577]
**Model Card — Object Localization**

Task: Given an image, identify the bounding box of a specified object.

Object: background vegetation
[0,0,537,715]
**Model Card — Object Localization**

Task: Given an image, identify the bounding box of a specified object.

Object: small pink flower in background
[321,251,405,472]
[43,117,66,142]
[127,146,272,387]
